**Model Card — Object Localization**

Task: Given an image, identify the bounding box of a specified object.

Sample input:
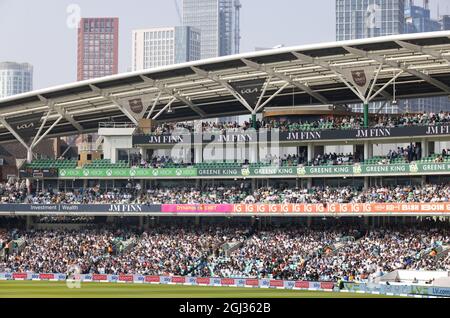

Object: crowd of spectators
[0,224,448,282]
[141,112,450,135]
[5,183,450,204]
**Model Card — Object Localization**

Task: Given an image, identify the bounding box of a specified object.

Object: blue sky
[0,0,449,89]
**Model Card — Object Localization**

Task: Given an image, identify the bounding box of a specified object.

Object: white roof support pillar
[255,76,272,110]
[255,82,290,113]
[241,58,330,105]
[153,97,177,120]
[367,71,404,103]
[31,114,63,149]
[139,75,207,118]
[32,108,52,147]
[146,91,162,119]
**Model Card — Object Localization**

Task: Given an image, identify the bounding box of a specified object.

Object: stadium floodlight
[167,104,174,114]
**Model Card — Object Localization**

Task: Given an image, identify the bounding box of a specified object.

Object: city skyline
[1,0,450,91]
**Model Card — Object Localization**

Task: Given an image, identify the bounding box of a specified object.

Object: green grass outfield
[0,281,401,298]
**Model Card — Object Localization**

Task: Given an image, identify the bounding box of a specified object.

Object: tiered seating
[418,154,450,163]
[83,159,129,169]
[25,159,77,169]
[363,156,388,165]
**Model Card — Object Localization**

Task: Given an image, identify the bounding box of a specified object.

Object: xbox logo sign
[176,169,182,176]
[129,169,136,177]
[83,170,90,177]
[152,169,159,176]
[60,169,67,177]
[106,169,113,177]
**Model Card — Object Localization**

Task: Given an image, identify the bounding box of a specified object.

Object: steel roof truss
[343,45,450,95]
[190,66,254,113]
[241,58,330,105]
[139,75,206,118]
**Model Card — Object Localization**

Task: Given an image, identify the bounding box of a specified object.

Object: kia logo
[16,123,34,130]
[240,88,259,94]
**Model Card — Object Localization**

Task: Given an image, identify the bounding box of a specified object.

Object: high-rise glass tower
[132,26,201,71]
[336,0,450,113]
[0,62,33,99]
[336,0,406,41]
[182,0,239,59]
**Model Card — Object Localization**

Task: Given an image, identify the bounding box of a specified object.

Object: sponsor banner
[186,277,197,285]
[220,278,236,286]
[59,168,197,178]
[133,134,190,145]
[1,203,450,215]
[197,277,211,285]
[160,276,172,284]
[233,203,450,214]
[92,274,108,281]
[133,125,450,146]
[279,125,450,141]
[259,279,270,288]
[108,275,119,283]
[295,281,310,289]
[197,168,242,177]
[284,281,295,290]
[39,273,55,280]
[134,275,145,283]
[245,279,259,287]
[12,273,28,280]
[429,287,450,297]
[380,284,411,295]
[145,276,160,283]
[3,273,12,280]
[211,278,222,286]
[270,280,284,288]
[171,276,186,284]
[0,204,160,213]
[57,161,450,179]
[236,279,246,287]
[320,282,335,290]
[3,273,444,297]
[309,282,322,290]
[161,204,233,214]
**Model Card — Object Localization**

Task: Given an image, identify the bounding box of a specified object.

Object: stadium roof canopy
[2,31,450,145]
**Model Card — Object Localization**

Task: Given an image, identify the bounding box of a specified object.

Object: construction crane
[234,0,241,54]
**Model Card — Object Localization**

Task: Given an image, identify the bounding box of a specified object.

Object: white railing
[99,122,136,129]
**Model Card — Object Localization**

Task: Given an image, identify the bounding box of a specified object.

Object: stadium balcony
[83,159,130,169]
